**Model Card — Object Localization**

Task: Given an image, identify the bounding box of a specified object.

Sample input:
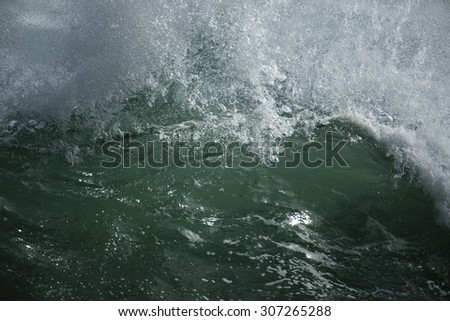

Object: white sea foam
[1,0,449,223]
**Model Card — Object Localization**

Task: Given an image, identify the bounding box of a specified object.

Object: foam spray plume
[2,0,449,223]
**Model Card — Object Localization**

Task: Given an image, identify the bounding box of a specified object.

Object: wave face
[1,0,450,299]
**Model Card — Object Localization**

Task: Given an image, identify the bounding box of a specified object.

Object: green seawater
[1,124,449,300]
[1,0,450,301]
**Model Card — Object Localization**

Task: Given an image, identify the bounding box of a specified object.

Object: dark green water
[1,0,450,301]
[1,125,449,300]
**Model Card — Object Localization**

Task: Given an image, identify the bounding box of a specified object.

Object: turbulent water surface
[1,0,450,300]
